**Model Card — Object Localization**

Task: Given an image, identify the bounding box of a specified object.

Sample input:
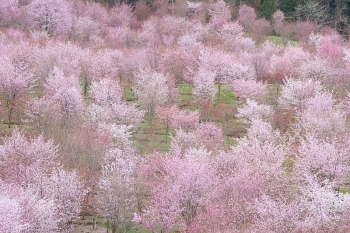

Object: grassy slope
[129,83,244,154]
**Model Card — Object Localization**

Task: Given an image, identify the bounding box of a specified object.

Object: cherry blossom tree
[96,148,139,233]
[248,41,281,82]
[195,122,223,150]
[269,46,310,86]
[142,148,217,232]
[0,130,59,187]
[237,99,273,122]
[298,57,333,81]
[198,49,254,95]
[272,10,285,23]
[133,69,169,124]
[278,78,324,112]
[208,0,231,30]
[252,195,300,233]
[156,105,199,144]
[27,0,73,36]
[41,169,87,233]
[192,68,217,104]
[0,0,21,26]
[295,135,349,189]
[0,131,86,232]
[298,181,350,232]
[0,181,58,233]
[298,92,346,137]
[89,78,122,106]
[252,179,350,232]
[170,109,199,130]
[250,19,272,44]
[170,129,201,156]
[159,48,198,84]
[0,183,24,233]
[32,41,83,81]
[318,35,343,59]
[72,16,99,43]
[44,67,83,128]
[231,79,267,103]
[108,3,134,28]
[87,49,122,81]
[156,105,179,144]
[110,104,145,127]
[237,4,256,32]
[0,55,34,128]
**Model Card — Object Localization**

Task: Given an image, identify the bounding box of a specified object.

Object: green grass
[265,35,298,46]
[132,120,172,154]
[178,83,194,102]
[265,84,281,105]
[123,86,137,102]
[215,86,237,104]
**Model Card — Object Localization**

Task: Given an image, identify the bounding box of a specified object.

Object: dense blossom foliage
[1,1,350,233]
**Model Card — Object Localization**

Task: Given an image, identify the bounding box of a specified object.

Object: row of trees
[91,0,350,34]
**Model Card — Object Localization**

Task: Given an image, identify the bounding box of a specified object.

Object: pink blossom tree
[251,181,350,232]
[108,3,134,28]
[272,10,284,23]
[133,69,169,124]
[27,0,73,37]
[87,49,122,81]
[252,195,300,233]
[0,183,24,233]
[89,78,122,106]
[44,67,83,128]
[192,68,217,104]
[96,148,139,233]
[269,46,310,86]
[218,22,244,50]
[298,181,350,232]
[237,4,256,32]
[208,0,231,30]
[198,49,254,95]
[159,48,198,84]
[156,105,179,144]
[41,169,87,233]
[295,135,349,189]
[298,57,333,81]
[142,148,217,232]
[237,99,273,122]
[32,42,83,80]
[0,0,21,26]
[195,122,223,150]
[0,130,59,187]
[278,78,324,112]
[170,129,201,156]
[316,35,343,64]
[0,55,34,128]
[298,92,346,137]
[0,181,58,233]
[231,79,267,103]
[157,105,199,144]
[110,103,145,127]
[72,16,99,43]
[250,19,272,44]
[170,109,199,130]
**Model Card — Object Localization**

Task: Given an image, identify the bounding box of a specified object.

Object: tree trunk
[165,122,169,144]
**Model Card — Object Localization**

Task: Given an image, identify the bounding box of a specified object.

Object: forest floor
[73,225,105,233]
